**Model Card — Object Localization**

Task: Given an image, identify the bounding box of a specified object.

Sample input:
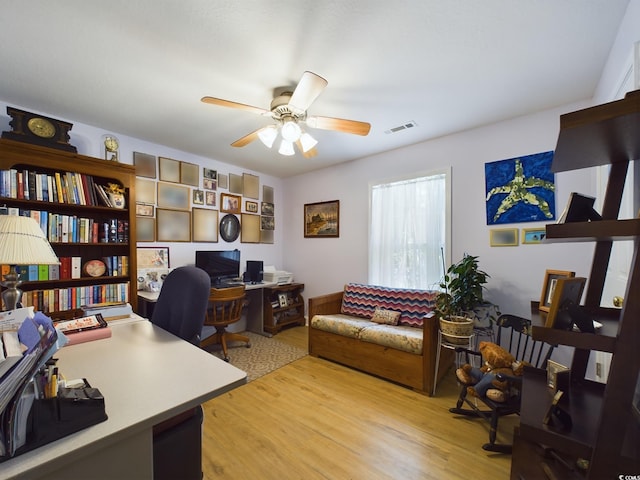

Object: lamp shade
[0,215,59,265]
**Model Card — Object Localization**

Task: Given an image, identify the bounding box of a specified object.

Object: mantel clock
[1,106,77,152]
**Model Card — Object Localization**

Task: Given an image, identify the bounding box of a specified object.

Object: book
[71,257,82,279]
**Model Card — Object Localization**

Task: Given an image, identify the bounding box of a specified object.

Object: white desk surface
[137,281,278,302]
[0,315,247,479]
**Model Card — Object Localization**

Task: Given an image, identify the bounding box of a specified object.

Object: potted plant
[435,254,498,343]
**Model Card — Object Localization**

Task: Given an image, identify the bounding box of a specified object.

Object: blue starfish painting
[485,151,556,225]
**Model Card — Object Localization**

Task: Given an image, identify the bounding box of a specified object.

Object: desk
[138,282,279,337]
[0,315,246,480]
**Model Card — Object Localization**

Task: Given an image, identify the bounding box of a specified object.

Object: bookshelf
[263,283,305,335]
[510,90,640,478]
[0,138,137,317]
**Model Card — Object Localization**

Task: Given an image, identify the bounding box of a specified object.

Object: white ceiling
[0,1,630,178]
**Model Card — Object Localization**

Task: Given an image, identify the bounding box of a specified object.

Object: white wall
[0,102,286,274]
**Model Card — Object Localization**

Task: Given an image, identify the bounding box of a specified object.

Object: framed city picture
[304,200,339,238]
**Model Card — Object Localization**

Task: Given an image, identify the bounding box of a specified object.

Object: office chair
[200,285,250,362]
[150,266,211,480]
[449,314,554,453]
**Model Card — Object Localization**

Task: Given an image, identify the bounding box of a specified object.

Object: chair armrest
[308,291,344,319]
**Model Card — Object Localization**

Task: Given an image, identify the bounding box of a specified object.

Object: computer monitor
[245,260,263,283]
[195,249,240,285]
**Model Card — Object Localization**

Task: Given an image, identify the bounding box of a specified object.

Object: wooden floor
[202,326,515,479]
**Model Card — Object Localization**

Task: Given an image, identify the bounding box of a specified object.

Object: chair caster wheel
[223,357,230,362]
[246,343,251,348]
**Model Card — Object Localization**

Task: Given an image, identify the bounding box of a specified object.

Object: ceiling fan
[201,71,371,157]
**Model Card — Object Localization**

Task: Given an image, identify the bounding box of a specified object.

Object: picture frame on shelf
[137,247,170,269]
[489,228,518,246]
[136,217,155,242]
[156,208,191,242]
[220,193,241,214]
[135,203,154,217]
[192,208,218,242]
[158,157,181,183]
[304,200,339,238]
[539,269,575,312]
[278,293,288,308]
[133,152,157,178]
[545,276,587,328]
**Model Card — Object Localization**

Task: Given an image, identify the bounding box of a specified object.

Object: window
[369,169,450,289]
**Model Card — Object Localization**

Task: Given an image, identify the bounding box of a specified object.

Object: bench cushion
[358,324,423,354]
[340,283,437,327]
[310,314,376,338]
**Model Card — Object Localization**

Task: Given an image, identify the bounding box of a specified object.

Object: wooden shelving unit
[511,90,640,478]
[263,283,305,335]
[0,139,137,317]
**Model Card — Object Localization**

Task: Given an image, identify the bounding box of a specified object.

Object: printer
[263,265,294,285]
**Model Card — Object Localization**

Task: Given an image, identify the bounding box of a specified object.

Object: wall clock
[1,106,77,152]
[103,135,119,161]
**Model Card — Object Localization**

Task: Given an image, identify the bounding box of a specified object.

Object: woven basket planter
[439,315,474,344]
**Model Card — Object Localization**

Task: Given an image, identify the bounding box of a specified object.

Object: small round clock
[27,117,56,138]
[83,259,106,277]
[104,135,119,161]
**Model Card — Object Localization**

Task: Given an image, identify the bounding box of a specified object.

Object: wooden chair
[449,314,554,453]
[200,285,250,361]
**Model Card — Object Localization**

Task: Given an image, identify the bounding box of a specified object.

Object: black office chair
[150,266,211,480]
[449,314,554,453]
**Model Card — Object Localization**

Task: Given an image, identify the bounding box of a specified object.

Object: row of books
[16,283,130,314]
[4,210,128,244]
[0,168,122,207]
[3,256,129,282]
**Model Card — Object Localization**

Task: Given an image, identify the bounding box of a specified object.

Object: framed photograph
[203,178,216,190]
[278,293,288,308]
[218,173,228,189]
[243,173,259,199]
[245,201,258,213]
[203,167,217,180]
[136,217,155,242]
[135,177,156,204]
[156,208,191,242]
[547,360,570,390]
[263,185,274,203]
[193,189,204,205]
[159,157,181,183]
[229,173,243,194]
[260,215,274,231]
[545,277,587,328]
[192,208,218,242]
[489,228,518,246]
[136,203,154,217]
[220,193,241,214]
[261,202,274,216]
[133,152,156,178]
[241,213,260,243]
[260,229,274,244]
[180,161,199,186]
[157,182,190,210]
[304,200,339,238]
[205,191,216,207]
[539,270,575,312]
[137,247,170,269]
[522,228,546,244]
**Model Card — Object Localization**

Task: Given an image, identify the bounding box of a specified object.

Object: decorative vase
[108,192,126,209]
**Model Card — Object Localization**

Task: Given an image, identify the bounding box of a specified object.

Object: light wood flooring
[202,326,515,479]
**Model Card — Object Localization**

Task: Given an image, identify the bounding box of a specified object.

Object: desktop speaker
[245,260,263,283]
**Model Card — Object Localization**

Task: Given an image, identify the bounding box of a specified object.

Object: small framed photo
[261,202,274,216]
[489,228,518,247]
[547,360,570,391]
[278,293,288,308]
[245,201,258,213]
[545,276,587,328]
[229,173,243,194]
[539,270,575,312]
[218,173,228,189]
[203,167,217,180]
[522,228,546,244]
[193,189,204,205]
[203,178,216,190]
[304,200,339,238]
[205,191,216,207]
[221,193,241,214]
[136,203,154,217]
[137,247,170,269]
[261,215,274,231]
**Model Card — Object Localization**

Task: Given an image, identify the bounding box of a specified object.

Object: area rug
[205,331,307,382]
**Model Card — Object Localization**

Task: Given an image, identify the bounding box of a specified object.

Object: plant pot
[467,303,500,329]
[439,315,474,344]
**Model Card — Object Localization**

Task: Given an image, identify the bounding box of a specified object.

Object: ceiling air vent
[384,121,417,134]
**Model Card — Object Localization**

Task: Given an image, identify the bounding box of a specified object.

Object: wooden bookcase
[263,283,305,335]
[0,139,137,317]
[511,90,640,478]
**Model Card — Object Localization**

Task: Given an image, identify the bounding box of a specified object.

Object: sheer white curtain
[369,172,447,289]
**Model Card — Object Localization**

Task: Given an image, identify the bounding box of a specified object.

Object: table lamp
[0,215,59,311]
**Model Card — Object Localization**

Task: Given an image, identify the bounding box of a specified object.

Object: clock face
[83,260,106,277]
[27,117,56,138]
[104,136,119,152]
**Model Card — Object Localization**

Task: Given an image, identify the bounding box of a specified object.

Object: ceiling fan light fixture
[258,125,278,148]
[280,118,301,142]
[278,139,295,156]
[299,132,318,153]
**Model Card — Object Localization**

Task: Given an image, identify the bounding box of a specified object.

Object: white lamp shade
[0,215,59,265]
[280,120,301,142]
[258,126,278,148]
[299,132,318,153]
[278,139,295,156]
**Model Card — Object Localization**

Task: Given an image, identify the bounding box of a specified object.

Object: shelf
[545,219,640,242]
[21,276,130,286]
[0,196,128,214]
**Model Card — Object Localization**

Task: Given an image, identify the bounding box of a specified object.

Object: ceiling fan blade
[296,140,318,158]
[306,115,371,136]
[201,96,268,115]
[231,127,267,147]
[288,71,328,112]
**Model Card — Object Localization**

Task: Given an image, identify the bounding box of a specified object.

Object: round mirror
[220,214,240,242]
